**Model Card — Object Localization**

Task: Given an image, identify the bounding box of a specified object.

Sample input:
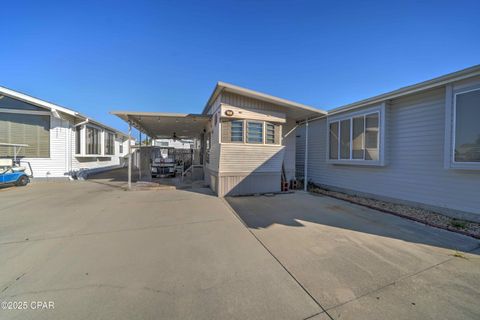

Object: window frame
[220,119,282,146]
[246,120,264,144]
[85,125,101,155]
[326,104,385,166]
[230,120,244,143]
[446,84,480,169]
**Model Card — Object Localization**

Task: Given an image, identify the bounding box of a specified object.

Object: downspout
[128,121,132,190]
[303,119,309,192]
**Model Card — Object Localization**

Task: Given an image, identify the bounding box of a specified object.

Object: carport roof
[110,111,209,139]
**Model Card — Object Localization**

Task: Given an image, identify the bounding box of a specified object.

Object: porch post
[303,119,309,192]
[139,131,142,180]
[128,121,132,190]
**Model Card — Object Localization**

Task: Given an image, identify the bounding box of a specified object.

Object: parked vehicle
[151,147,176,178]
[0,159,30,187]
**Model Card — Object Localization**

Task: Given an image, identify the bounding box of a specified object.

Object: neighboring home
[0,86,131,179]
[154,138,193,149]
[296,65,480,221]
[112,83,326,195]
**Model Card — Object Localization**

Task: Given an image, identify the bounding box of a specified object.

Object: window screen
[0,113,50,158]
[329,122,339,159]
[265,123,276,144]
[75,126,82,154]
[352,116,364,159]
[105,132,115,155]
[455,89,480,162]
[247,121,263,143]
[340,119,351,159]
[365,113,379,160]
[86,126,101,155]
[231,120,244,142]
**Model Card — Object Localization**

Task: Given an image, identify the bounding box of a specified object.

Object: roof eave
[328,64,480,116]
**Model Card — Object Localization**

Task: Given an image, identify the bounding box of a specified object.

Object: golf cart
[0,143,33,187]
[151,147,176,178]
[0,159,30,186]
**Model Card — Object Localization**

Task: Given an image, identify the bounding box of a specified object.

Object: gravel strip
[309,186,480,239]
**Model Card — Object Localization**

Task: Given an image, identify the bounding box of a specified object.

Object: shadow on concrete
[87,168,214,196]
[226,192,480,254]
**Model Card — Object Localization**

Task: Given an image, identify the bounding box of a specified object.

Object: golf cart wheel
[16,176,29,186]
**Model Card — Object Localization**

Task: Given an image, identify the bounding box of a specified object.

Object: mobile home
[0,86,131,179]
[297,65,480,221]
[112,82,327,195]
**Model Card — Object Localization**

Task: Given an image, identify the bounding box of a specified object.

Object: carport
[111,111,210,189]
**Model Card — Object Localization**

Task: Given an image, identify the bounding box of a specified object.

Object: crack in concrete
[221,198,334,320]
[0,218,225,246]
[325,244,480,312]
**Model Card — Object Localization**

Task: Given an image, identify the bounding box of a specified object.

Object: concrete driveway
[1,180,479,320]
[227,192,480,320]
[0,181,320,320]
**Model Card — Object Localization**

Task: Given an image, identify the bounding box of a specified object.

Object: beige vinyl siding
[219,104,286,123]
[221,92,288,114]
[298,87,480,218]
[219,144,284,173]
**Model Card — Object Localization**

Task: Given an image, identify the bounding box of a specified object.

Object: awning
[110,111,210,139]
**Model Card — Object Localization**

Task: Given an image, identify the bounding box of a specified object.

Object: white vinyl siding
[298,87,480,218]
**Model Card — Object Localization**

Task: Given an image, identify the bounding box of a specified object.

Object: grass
[450,219,468,229]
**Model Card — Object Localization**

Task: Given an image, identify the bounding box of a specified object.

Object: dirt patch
[309,186,480,239]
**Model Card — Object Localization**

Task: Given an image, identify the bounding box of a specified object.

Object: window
[329,122,339,159]
[340,119,350,159]
[266,123,278,144]
[104,132,115,155]
[365,113,379,160]
[222,120,281,145]
[328,111,381,162]
[454,88,480,163]
[0,113,50,158]
[119,144,123,154]
[86,126,101,155]
[231,120,244,142]
[352,116,364,159]
[75,126,82,154]
[247,121,263,144]
[0,95,45,111]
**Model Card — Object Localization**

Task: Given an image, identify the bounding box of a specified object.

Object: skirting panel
[218,172,281,197]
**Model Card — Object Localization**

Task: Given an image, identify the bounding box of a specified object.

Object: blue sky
[1,0,479,134]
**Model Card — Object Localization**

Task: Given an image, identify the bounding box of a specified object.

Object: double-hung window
[328,107,383,164]
[451,87,480,165]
